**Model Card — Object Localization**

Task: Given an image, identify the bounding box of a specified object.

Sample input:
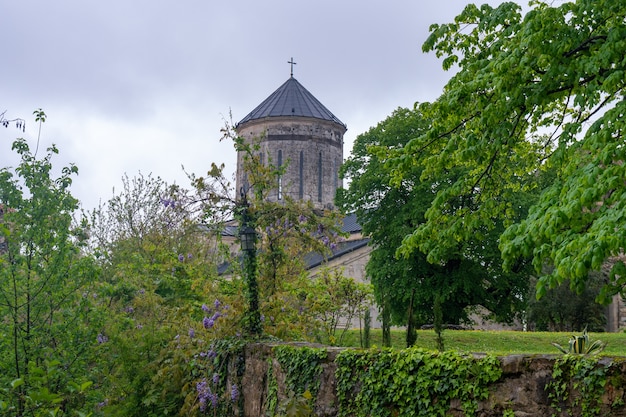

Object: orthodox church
[229,63,374,326]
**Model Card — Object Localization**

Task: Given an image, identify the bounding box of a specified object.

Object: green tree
[191,123,346,341]
[526,271,607,332]
[0,136,99,416]
[337,107,531,345]
[86,173,234,416]
[387,0,626,302]
[309,267,373,345]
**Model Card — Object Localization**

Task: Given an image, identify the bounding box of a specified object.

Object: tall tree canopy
[386,0,626,302]
[337,107,531,329]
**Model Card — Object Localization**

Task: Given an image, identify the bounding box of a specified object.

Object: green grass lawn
[334,329,626,356]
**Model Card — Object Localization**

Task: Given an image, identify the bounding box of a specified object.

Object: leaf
[10,378,24,389]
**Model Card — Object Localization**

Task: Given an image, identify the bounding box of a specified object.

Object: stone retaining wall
[238,343,626,417]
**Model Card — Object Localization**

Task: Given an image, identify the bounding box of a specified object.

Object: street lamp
[239,224,256,252]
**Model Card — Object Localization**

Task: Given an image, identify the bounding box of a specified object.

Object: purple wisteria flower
[202,303,210,312]
[97,333,108,344]
[212,373,220,385]
[187,253,193,259]
[188,328,195,338]
[209,392,218,409]
[178,254,184,262]
[196,379,210,412]
[231,384,239,402]
[197,377,218,410]
[203,317,214,329]
[161,198,177,208]
[214,299,221,309]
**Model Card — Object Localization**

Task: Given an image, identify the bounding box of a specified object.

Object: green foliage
[526,273,607,332]
[381,304,391,348]
[276,390,315,417]
[194,122,346,343]
[406,289,417,348]
[273,345,327,400]
[84,172,242,416]
[552,327,606,355]
[363,309,371,349]
[0,128,100,416]
[547,355,609,416]
[337,329,626,356]
[338,106,532,332]
[266,346,327,417]
[308,267,373,345]
[387,0,626,301]
[335,347,502,417]
[183,337,246,416]
[266,359,279,417]
[2,361,94,417]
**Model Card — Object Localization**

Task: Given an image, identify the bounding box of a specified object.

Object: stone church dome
[236,74,346,210]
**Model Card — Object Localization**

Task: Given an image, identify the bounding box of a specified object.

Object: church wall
[308,243,381,328]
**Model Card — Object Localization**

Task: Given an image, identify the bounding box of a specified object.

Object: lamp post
[239,189,262,336]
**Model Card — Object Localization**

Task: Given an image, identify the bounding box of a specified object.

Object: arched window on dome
[277,149,283,200]
[299,151,304,200]
[333,157,338,192]
[318,151,322,203]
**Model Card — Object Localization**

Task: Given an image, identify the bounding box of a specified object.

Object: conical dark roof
[237,77,346,128]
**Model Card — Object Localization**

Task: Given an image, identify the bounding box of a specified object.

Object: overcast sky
[1,0,507,211]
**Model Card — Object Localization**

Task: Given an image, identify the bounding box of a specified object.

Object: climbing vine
[546,355,626,416]
[176,336,246,416]
[266,358,279,417]
[273,345,327,399]
[335,347,502,417]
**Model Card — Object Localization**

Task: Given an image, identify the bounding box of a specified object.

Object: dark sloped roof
[237,77,346,128]
[217,237,371,276]
[216,213,366,276]
[218,212,362,238]
[303,237,370,270]
[341,212,362,234]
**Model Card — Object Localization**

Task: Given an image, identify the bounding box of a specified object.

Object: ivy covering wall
[237,343,626,417]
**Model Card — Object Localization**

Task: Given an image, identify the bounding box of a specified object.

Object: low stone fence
[235,342,626,417]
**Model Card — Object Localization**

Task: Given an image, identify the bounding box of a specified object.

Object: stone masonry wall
[238,343,626,417]
[236,117,345,210]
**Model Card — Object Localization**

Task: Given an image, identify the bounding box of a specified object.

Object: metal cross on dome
[288,57,297,77]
